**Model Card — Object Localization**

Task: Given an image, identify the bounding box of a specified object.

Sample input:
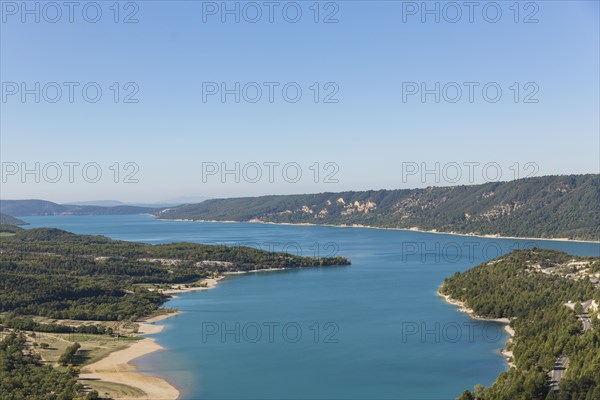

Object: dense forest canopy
[442,249,600,400]
[0,333,95,399]
[0,228,350,321]
[0,225,24,234]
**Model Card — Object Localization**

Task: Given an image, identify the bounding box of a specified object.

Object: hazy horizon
[2,2,599,203]
[1,171,597,205]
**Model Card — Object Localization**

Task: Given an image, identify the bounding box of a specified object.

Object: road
[580,300,596,332]
[551,301,595,392]
[550,355,569,392]
[581,313,592,331]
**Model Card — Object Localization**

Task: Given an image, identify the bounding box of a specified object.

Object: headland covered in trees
[0,226,350,399]
[441,249,600,399]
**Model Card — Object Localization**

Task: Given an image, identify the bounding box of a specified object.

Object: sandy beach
[224,267,287,275]
[161,276,223,295]
[80,265,312,399]
[438,289,516,368]
[79,313,180,400]
[78,277,228,399]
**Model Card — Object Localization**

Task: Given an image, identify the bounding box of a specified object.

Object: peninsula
[0,227,350,399]
[440,249,600,399]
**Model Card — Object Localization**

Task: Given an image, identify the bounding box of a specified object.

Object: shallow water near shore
[23,215,600,400]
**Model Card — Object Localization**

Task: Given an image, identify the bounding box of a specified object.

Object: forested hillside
[0,229,349,399]
[441,249,600,400]
[0,199,157,216]
[0,228,350,321]
[0,333,95,399]
[0,213,27,226]
[157,174,600,241]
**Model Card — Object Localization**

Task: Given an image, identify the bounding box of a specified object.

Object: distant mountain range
[0,200,159,217]
[64,196,208,208]
[156,174,600,241]
[0,213,27,226]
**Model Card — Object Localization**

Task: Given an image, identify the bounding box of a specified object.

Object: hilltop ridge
[157,174,600,241]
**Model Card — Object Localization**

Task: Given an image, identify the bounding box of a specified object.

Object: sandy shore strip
[78,276,230,399]
[78,272,279,399]
[160,276,223,295]
[156,217,599,244]
[224,267,287,275]
[439,289,516,368]
[156,269,288,295]
[79,312,180,400]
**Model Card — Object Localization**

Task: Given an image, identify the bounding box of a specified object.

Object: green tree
[59,342,81,366]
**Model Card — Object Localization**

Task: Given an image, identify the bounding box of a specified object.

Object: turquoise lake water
[22,215,600,400]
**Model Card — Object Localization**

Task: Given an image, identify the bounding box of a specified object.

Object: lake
[22,215,600,400]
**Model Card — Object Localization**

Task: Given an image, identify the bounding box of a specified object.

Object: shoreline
[155,217,599,244]
[79,312,181,400]
[86,213,556,397]
[79,276,226,399]
[85,270,291,399]
[160,276,224,295]
[438,289,516,368]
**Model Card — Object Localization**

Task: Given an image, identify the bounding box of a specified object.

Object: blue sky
[1,0,598,203]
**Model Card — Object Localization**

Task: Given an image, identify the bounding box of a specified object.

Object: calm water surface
[22,215,600,400]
